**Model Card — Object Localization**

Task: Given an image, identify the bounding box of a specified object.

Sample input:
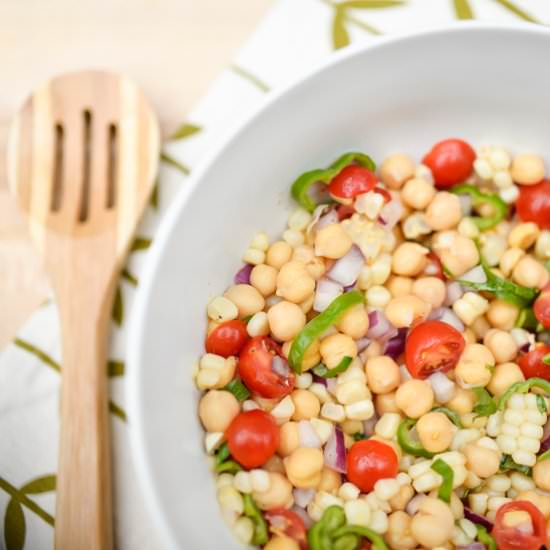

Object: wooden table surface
[0,0,273,348]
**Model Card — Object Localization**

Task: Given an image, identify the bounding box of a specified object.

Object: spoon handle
[55,282,114,550]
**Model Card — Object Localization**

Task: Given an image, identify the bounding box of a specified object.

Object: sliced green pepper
[397,418,434,459]
[431,407,463,428]
[223,379,250,402]
[516,307,540,331]
[537,394,547,414]
[544,353,550,366]
[499,454,532,476]
[331,525,389,550]
[472,387,497,418]
[289,291,365,373]
[538,449,550,462]
[214,442,242,474]
[451,183,508,231]
[431,459,454,503]
[312,356,353,378]
[476,525,497,550]
[242,494,268,546]
[215,442,230,465]
[291,152,376,212]
[308,506,347,550]
[498,377,550,410]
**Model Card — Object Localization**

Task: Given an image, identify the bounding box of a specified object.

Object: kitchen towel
[1,0,550,548]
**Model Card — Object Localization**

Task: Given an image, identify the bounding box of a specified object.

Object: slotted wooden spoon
[7,70,159,550]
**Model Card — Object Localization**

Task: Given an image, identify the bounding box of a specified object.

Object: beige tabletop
[0,0,273,348]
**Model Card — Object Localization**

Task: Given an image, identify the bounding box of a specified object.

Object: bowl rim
[126,21,550,548]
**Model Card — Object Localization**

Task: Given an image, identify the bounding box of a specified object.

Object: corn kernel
[488,496,512,510]
[217,485,244,515]
[233,471,253,493]
[374,478,400,500]
[205,432,224,454]
[496,434,517,454]
[369,509,388,534]
[469,493,488,515]
[232,516,254,545]
[510,472,535,492]
[535,230,550,259]
[309,383,333,404]
[321,402,346,422]
[375,413,402,440]
[283,229,305,247]
[296,373,313,390]
[487,475,512,493]
[250,469,270,492]
[474,158,493,180]
[366,286,391,308]
[288,209,312,232]
[247,311,270,337]
[508,222,540,250]
[370,254,392,285]
[339,482,361,501]
[517,437,540,454]
[196,368,221,389]
[207,296,239,321]
[499,185,519,204]
[493,170,513,188]
[458,217,480,239]
[242,399,259,412]
[344,499,371,526]
[512,450,536,467]
[271,395,295,422]
[345,399,375,421]
[336,381,370,405]
[413,471,441,493]
[520,424,543,439]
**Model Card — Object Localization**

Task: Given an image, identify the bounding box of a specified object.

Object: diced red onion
[323,426,347,474]
[292,488,315,509]
[458,194,472,215]
[444,281,465,306]
[541,419,550,452]
[405,494,426,515]
[234,264,252,285]
[312,373,327,387]
[314,278,343,312]
[291,505,314,529]
[520,342,531,353]
[306,204,331,238]
[379,198,404,229]
[428,372,455,403]
[299,420,322,448]
[367,311,396,341]
[327,245,364,287]
[456,544,485,550]
[357,337,371,353]
[461,265,487,284]
[463,508,493,531]
[272,356,290,377]
[363,413,379,436]
[316,209,339,231]
[383,328,407,360]
[429,307,465,333]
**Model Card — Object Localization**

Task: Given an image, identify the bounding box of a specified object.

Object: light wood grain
[8,70,160,549]
[0,0,273,348]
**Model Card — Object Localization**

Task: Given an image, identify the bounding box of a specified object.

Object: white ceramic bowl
[128,23,550,549]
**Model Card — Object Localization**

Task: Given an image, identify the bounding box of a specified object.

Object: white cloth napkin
[2,0,550,548]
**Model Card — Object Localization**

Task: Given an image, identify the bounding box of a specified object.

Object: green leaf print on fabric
[109,401,128,422]
[14,339,60,373]
[493,0,539,22]
[333,7,351,48]
[230,65,271,93]
[170,123,202,141]
[130,236,152,252]
[150,179,160,209]
[340,0,403,7]
[453,0,474,18]
[112,286,124,326]
[108,360,125,377]
[160,152,191,175]
[121,268,138,286]
[20,475,56,495]
[452,0,540,22]
[4,499,25,550]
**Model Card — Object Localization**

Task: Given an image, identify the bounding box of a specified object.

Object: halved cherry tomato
[372,187,392,203]
[328,165,377,199]
[238,336,295,398]
[346,439,398,493]
[359,543,372,550]
[205,320,248,357]
[225,410,279,469]
[518,344,550,380]
[336,204,356,221]
[534,283,550,329]
[423,251,446,280]
[265,509,308,550]
[422,138,476,189]
[405,320,465,379]
[517,179,550,229]
[492,500,546,550]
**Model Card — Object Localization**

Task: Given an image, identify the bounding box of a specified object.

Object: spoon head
[7,70,159,255]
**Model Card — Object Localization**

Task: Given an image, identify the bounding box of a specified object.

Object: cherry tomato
[492,500,546,550]
[225,410,279,469]
[328,165,377,199]
[423,251,446,280]
[205,320,248,357]
[238,336,295,399]
[422,138,476,189]
[517,179,550,229]
[346,439,398,493]
[372,187,392,203]
[359,544,372,550]
[534,284,550,329]
[405,320,465,379]
[336,204,356,221]
[518,344,550,380]
[264,509,308,549]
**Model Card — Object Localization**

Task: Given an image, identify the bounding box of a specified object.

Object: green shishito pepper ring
[397,418,435,459]
[450,183,508,231]
[498,377,550,410]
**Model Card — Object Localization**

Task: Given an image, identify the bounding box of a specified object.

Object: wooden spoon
[7,70,159,550]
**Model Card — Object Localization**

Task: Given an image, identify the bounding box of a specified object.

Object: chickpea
[198,390,240,433]
[317,467,342,493]
[375,392,400,415]
[267,301,306,342]
[385,511,417,550]
[446,387,475,415]
[292,244,315,264]
[401,177,436,210]
[500,247,525,277]
[362,340,383,360]
[463,442,500,478]
[412,277,446,308]
[384,295,430,328]
[380,154,416,189]
[284,448,324,488]
[455,343,495,388]
[250,264,278,297]
[291,390,321,421]
[513,255,549,289]
[487,299,519,330]
[483,329,518,363]
[508,222,540,249]
[462,328,477,344]
[410,497,455,548]
[389,485,415,512]
[224,284,265,317]
[487,362,524,397]
[432,231,480,277]
[386,275,414,298]
[253,472,294,510]
[471,315,490,340]
[416,412,454,453]
[392,242,429,276]
[426,192,462,231]
[214,357,237,388]
[511,153,545,185]
[366,356,400,394]
[284,338,320,371]
[264,455,286,474]
[314,224,352,259]
[320,333,357,369]
[517,490,550,519]
[306,257,326,280]
[336,304,369,339]
[533,459,550,492]
[276,261,315,304]
[278,422,300,457]
[264,537,300,550]
[395,379,434,419]
[266,241,293,269]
